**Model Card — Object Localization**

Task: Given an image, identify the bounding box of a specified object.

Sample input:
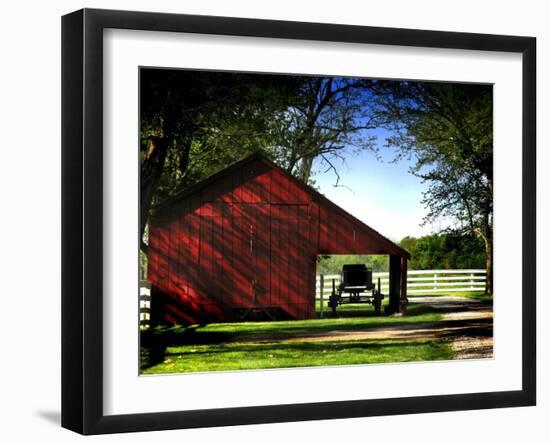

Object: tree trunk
[297,156,314,183]
[485,242,493,295]
[140,136,169,252]
[286,148,298,174]
[483,235,493,295]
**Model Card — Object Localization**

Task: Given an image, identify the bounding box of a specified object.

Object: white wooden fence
[316,269,486,298]
[140,281,151,328]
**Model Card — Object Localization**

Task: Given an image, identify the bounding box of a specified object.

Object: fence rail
[316,269,486,298]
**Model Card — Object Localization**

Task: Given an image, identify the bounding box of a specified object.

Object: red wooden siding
[148,154,408,325]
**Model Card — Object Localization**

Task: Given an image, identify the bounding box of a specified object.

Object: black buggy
[328,264,384,315]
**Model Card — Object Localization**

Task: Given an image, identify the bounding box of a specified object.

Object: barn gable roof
[152,152,410,258]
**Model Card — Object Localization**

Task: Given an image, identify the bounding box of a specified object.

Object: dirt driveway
[238,296,494,360]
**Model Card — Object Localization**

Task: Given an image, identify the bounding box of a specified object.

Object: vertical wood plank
[187,210,200,303]
[279,207,289,306]
[289,205,299,305]
[180,213,189,301]
[270,211,280,306]
[155,226,169,294]
[212,214,223,305]
[167,219,178,298]
[308,202,320,318]
[298,210,311,316]
[200,215,214,305]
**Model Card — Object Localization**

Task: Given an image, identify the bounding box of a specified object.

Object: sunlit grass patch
[410,291,492,302]
[141,338,453,374]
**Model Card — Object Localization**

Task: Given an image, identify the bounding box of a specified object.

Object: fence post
[470,272,474,289]
[433,272,438,292]
[319,274,324,318]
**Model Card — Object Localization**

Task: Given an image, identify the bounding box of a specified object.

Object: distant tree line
[316,254,389,275]
[399,233,485,270]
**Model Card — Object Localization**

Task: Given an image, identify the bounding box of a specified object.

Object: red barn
[147,153,409,325]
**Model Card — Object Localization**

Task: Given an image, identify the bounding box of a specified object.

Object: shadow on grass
[140,303,444,370]
[142,303,438,344]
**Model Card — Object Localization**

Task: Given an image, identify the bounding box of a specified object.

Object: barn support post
[400,256,408,314]
[388,255,402,314]
[319,274,324,318]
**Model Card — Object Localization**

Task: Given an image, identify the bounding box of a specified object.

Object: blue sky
[311,129,448,242]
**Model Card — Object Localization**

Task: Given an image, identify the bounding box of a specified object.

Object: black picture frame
[61,8,536,435]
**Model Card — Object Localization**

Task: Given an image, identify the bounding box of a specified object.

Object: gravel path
[408,296,493,360]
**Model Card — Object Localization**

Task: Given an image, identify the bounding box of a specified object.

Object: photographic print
[61,10,536,433]
[138,68,493,375]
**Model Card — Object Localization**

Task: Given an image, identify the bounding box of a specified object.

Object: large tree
[275,77,377,185]
[375,81,493,293]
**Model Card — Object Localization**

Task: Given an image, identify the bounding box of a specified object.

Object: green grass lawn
[140,301,448,374]
[141,338,453,374]
[410,291,493,302]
